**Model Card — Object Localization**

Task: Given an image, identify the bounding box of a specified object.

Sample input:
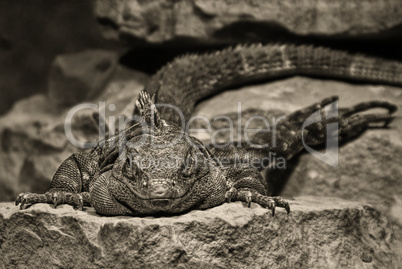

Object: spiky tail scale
[143,44,402,124]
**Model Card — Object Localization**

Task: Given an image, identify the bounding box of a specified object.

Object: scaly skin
[16,44,400,216]
[143,44,402,124]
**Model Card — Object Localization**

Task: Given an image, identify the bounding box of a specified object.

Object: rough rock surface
[193,76,402,263]
[0,197,398,268]
[0,0,113,115]
[48,49,119,106]
[95,0,402,43]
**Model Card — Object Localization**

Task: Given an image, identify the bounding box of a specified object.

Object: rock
[0,197,399,268]
[48,50,119,106]
[193,76,402,265]
[0,0,112,116]
[95,0,402,44]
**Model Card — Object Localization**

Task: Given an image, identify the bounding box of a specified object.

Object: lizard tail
[143,44,402,124]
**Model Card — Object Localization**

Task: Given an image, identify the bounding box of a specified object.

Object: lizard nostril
[153,187,166,195]
[149,182,170,198]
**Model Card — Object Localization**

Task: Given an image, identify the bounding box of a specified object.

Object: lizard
[15,44,401,216]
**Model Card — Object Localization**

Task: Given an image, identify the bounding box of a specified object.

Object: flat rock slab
[0,197,398,268]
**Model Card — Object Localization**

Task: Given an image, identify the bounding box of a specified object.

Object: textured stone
[0,197,398,268]
[95,0,402,43]
[48,50,119,106]
[0,0,110,115]
[193,76,402,265]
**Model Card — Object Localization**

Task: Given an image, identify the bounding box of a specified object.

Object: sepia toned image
[0,0,401,268]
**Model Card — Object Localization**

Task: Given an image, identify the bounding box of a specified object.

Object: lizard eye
[182,152,196,177]
[123,155,139,179]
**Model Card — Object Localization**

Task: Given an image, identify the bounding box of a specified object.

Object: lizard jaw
[119,176,188,200]
[148,199,171,208]
[147,179,174,199]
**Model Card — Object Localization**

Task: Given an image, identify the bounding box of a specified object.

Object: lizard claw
[19,196,27,210]
[15,193,23,206]
[52,192,61,208]
[72,194,84,210]
[254,195,290,216]
[246,191,252,208]
[266,198,276,216]
[275,196,290,214]
[225,187,237,203]
[284,203,290,214]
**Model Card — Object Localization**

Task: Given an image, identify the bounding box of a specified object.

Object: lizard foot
[256,195,290,216]
[225,187,290,216]
[292,97,397,146]
[16,192,50,210]
[247,193,290,216]
[16,191,90,210]
[225,186,253,207]
[51,192,84,210]
[336,100,397,141]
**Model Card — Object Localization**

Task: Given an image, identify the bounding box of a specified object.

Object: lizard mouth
[119,176,188,201]
[148,199,171,207]
[144,180,183,209]
[147,180,174,199]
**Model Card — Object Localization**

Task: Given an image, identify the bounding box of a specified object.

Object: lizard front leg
[89,171,136,216]
[16,152,96,210]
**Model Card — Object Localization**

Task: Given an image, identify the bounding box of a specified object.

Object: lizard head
[109,91,224,214]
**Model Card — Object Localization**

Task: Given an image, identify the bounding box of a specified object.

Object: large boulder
[0,0,112,116]
[0,197,399,268]
[192,76,402,264]
[95,0,402,43]
[48,50,119,106]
